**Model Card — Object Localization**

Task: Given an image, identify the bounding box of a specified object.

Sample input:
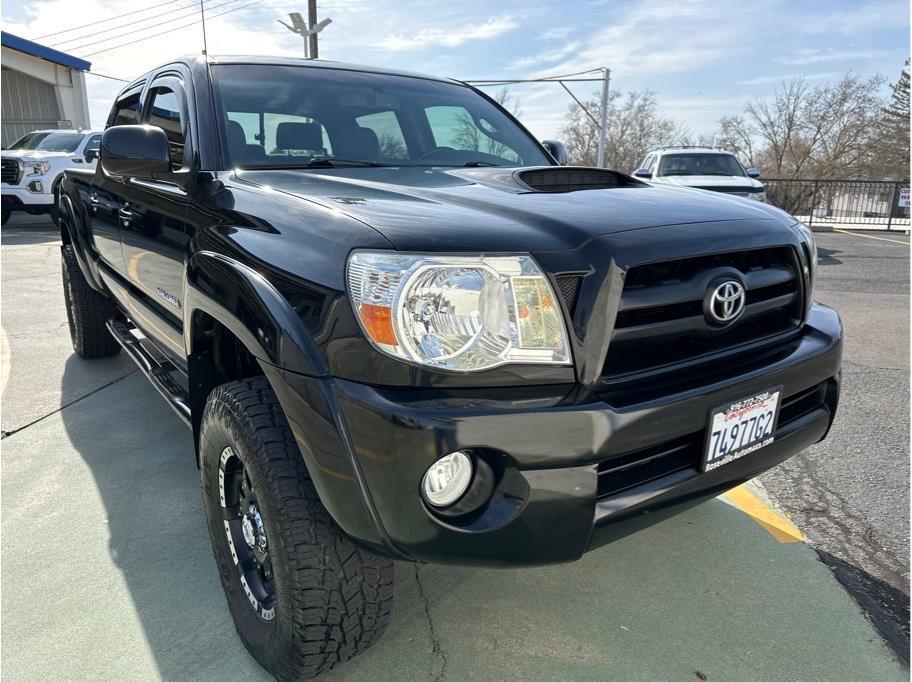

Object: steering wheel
[417,146,456,162]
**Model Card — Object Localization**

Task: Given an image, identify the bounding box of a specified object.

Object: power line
[77,0,264,58]
[33,0,188,40]
[63,0,244,53]
[49,0,210,47]
[86,71,130,83]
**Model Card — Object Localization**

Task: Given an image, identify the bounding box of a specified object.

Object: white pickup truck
[1,129,103,225]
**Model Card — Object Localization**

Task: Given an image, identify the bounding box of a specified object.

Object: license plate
[703,387,782,472]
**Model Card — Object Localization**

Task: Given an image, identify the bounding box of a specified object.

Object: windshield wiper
[461,160,503,167]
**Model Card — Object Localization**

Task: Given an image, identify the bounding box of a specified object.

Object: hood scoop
[515,166,645,193]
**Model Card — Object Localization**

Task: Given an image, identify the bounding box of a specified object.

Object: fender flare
[182,251,399,555]
[58,185,106,293]
[183,250,326,375]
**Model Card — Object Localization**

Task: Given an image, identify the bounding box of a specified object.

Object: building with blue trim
[1,32,92,145]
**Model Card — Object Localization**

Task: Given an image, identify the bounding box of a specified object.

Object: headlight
[347,251,571,372]
[27,161,50,176]
[750,190,767,202]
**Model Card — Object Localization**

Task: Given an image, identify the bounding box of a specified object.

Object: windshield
[657,153,746,177]
[211,64,552,169]
[7,132,84,153]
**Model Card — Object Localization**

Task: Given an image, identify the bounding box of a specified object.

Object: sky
[2,0,909,140]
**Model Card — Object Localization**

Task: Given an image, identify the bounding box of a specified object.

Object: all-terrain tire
[61,244,121,358]
[200,377,394,680]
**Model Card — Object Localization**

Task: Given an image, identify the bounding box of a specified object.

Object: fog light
[422,451,473,507]
[27,180,43,193]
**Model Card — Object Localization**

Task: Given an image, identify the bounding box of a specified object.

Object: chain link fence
[764,179,910,231]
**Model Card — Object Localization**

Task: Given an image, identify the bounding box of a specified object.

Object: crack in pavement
[414,565,448,681]
[1,370,138,439]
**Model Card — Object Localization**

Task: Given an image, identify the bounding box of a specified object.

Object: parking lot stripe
[833,228,910,246]
[722,484,805,543]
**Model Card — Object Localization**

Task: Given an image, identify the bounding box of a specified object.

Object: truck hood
[653,174,763,189]
[1,149,71,161]
[232,166,792,252]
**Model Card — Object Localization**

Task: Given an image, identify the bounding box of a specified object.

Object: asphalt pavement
[1,214,907,680]
[760,229,911,661]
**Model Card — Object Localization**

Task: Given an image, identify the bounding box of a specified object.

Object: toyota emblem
[706,279,745,325]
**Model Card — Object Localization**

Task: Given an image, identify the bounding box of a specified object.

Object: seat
[226,120,265,165]
[275,122,324,153]
[350,127,380,161]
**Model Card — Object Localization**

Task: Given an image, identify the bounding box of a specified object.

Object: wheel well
[188,311,265,452]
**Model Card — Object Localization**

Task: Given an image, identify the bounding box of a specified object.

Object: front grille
[597,432,701,499]
[604,247,803,380]
[1,159,20,185]
[555,275,581,316]
[596,380,830,500]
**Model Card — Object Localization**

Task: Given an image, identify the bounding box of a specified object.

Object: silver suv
[634,146,766,201]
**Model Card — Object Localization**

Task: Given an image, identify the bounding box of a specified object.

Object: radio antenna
[199,0,209,55]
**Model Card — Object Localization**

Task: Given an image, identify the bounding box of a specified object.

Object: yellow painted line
[833,228,910,246]
[722,484,805,543]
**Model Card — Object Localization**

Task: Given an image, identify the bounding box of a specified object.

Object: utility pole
[278,2,332,59]
[596,68,611,168]
[307,0,319,60]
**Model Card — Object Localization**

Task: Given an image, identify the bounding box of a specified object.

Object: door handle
[118,204,134,226]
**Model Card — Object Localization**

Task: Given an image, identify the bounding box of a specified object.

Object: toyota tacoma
[59,56,842,680]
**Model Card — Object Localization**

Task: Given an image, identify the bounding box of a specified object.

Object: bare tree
[737,74,884,179]
[559,89,686,170]
[454,88,523,161]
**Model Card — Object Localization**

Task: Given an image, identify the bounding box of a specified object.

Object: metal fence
[763,179,910,231]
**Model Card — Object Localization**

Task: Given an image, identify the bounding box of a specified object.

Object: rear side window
[108,88,143,127]
[146,86,185,166]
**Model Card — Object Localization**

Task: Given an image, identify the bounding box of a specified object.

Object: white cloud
[738,71,841,86]
[508,42,580,70]
[372,15,518,52]
[777,48,893,65]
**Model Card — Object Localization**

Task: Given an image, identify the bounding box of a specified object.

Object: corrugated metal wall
[1,68,67,146]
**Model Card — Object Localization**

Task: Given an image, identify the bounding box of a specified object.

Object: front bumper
[270,303,842,566]
[1,185,55,208]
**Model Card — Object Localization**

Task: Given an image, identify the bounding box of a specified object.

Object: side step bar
[106,319,192,427]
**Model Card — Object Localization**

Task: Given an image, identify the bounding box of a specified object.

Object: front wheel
[200,377,394,680]
[1,208,10,226]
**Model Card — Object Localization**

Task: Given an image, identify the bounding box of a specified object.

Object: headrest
[352,126,380,160]
[226,120,247,158]
[276,122,324,151]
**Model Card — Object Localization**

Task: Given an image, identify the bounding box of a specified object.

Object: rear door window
[146,85,186,167]
[108,86,143,127]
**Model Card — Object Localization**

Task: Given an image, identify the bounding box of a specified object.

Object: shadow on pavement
[816,549,911,667]
[0,229,62,246]
[56,356,270,680]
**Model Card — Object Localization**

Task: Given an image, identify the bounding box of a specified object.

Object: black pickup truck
[60,56,842,679]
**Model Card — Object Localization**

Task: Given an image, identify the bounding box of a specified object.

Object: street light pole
[277,3,332,60]
[596,68,611,168]
[307,0,319,60]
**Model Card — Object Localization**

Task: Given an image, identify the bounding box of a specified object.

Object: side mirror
[542,139,568,165]
[633,168,652,179]
[100,125,171,179]
[746,167,761,178]
[84,148,99,162]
